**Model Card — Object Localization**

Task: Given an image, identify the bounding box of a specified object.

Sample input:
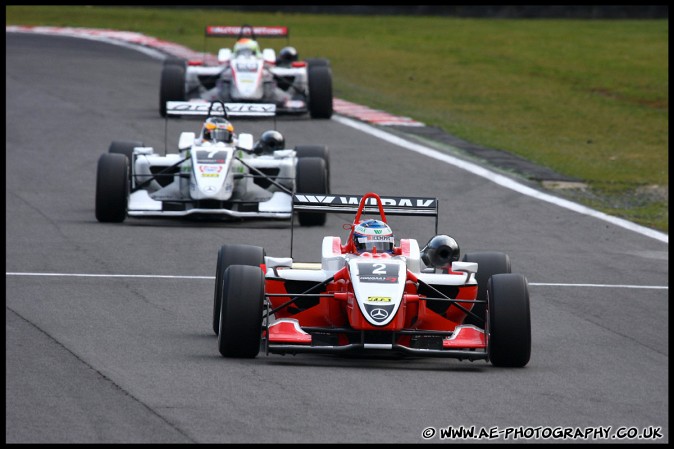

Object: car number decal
[357,263,398,283]
[195,150,229,164]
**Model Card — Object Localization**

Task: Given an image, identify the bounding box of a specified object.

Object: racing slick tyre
[295,157,328,226]
[213,244,266,335]
[305,58,330,68]
[487,273,531,367]
[461,252,511,327]
[109,140,143,161]
[109,141,143,189]
[295,145,330,191]
[218,265,265,358]
[95,153,129,223]
[308,65,333,119]
[163,57,187,69]
[159,64,186,117]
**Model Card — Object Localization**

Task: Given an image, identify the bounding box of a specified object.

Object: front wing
[127,190,293,219]
[263,319,488,361]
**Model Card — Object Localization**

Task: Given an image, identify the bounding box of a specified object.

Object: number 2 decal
[371,263,386,275]
[357,262,399,283]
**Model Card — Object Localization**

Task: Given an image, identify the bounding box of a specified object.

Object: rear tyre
[308,65,333,119]
[159,64,186,117]
[218,265,265,358]
[295,157,328,226]
[294,145,330,191]
[95,153,129,223]
[461,252,511,327]
[213,244,265,335]
[487,273,531,367]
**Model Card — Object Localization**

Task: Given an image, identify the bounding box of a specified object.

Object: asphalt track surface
[5,33,669,443]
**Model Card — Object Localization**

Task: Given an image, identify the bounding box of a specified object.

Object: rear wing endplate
[205,26,289,38]
[166,101,276,117]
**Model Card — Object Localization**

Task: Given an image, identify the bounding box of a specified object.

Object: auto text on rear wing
[205,26,289,37]
[166,101,276,117]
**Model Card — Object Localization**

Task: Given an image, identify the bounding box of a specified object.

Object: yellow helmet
[202,117,234,143]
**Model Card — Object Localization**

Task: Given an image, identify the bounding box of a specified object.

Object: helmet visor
[355,236,394,253]
[212,128,231,143]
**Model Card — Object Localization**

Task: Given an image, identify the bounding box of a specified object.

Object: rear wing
[293,194,438,218]
[205,25,289,38]
[290,193,439,258]
[166,101,276,118]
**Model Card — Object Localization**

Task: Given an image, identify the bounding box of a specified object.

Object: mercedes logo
[204,185,217,193]
[370,308,389,320]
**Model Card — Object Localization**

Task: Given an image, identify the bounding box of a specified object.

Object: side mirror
[262,48,276,64]
[237,133,254,151]
[178,132,196,151]
[218,48,232,63]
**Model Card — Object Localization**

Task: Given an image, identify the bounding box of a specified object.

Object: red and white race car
[213,192,531,367]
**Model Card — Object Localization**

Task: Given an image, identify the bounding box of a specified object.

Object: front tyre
[218,265,265,358]
[295,157,328,226]
[305,58,330,69]
[108,140,143,161]
[487,273,531,367]
[308,65,333,119]
[163,57,187,69]
[109,141,143,190]
[95,153,129,223]
[213,244,265,335]
[294,145,330,191]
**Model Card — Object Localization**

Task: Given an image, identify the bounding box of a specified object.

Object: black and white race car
[96,101,330,225]
[159,25,333,119]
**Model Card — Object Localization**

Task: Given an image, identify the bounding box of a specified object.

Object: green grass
[6,6,668,232]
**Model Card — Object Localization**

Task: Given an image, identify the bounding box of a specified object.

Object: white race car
[159,25,333,119]
[95,101,330,225]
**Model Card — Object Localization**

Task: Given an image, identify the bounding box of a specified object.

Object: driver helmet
[233,38,261,57]
[352,219,395,254]
[254,130,285,154]
[201,117,234,143]
[277,46,299,66]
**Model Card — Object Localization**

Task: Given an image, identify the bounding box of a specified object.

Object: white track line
[528,282,667,289]
[5,272,213,280]
[5,272,668,289]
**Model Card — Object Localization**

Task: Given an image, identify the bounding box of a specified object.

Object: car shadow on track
[81,217,294,229]
[187,333,487,373]
[261,353,487,373]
